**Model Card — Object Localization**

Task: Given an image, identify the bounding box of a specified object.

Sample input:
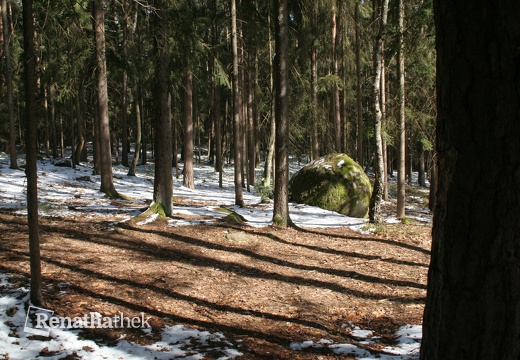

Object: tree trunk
[94,0,117,197]
[355,1,363,166]
[173,94,179,178]
[22,0,43,307]
[381,47,388,201]
[331,0,341,152]
[310,14,319,160]
[128,83,141,177]
[183,68,195,190]
[396,0,406,218]
[368,0,389,224]
[74,85,85,164]
[421,1,520,358]
[120,0,129,167]
[214,68,223,188]
[418,141,426,187]
[428,152,436,211]
[92,96,101,175]
[263,8,276,187]
[272,0,291,227]
[247,58,256,188]
[2,0,18,169]
[153,0,173,216]
[49,82,58,159]
[59,112,64,158]
[231,0,244,207]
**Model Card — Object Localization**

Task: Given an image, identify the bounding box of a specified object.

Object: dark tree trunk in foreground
[153,0,173,215]
[2,0,18,169]
[22,0,43,307]
[94,0,117,197]
[421,1,520,359]
[272,0,291,227]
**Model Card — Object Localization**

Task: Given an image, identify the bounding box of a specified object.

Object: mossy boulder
[289,153,372,218]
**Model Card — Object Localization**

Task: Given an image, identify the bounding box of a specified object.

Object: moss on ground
[289,153,372,218]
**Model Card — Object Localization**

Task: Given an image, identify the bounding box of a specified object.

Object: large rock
[289,153,372,218]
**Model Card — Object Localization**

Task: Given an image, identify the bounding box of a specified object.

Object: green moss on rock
[289,153,372,218]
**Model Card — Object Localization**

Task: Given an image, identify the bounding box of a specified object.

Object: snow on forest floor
[0,152,430,359]
[0,153,432,230]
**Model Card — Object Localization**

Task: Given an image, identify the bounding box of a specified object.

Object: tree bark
[355,1,363,166]
[247,58,256,188]
[264,8,275,187]
[22,0,43,307]
[331,0,341,153]
[368,0,389,224]
[120,0,129,167]
[74,85,85,164]
[231,0,244,207]
[153,0,173,215]
[183,68,195,190]
[272,0,291,227]
[421,1,520,358]
[92,95,101,175]
[128,83,141,177]
[2,0,18,169]
[381,46,388,201]
[94,0,117,197]
[396,0,406,218]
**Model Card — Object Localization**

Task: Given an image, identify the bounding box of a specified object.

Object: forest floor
[0,154,431,359]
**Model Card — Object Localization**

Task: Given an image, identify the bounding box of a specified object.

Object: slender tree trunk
[247,59,255,188]
[368,0,389,224]
[396,0,406,218]
[2,0,18,169]
[92,96,101,174]
[355,1,363,166]
[381,48,388,201]
[94,0,117,196]
[231,0,244,206]
[128,84,141,177]
[264,8,276,187]
[71,105,76,169]
[59,112,64,158]
[48,82,58,159]
[310,1,319,160]
[428,152,436,211]
[22,0,43,307]
[136,12,146,167]
[183,68,195,189]
[153,0,173,215]
[214,72,223,188]
[120,0,129,167]
[331,0,341,152]
[74,85,85,164]
[272,0,291,227]
[421,1,520,358]
[171,91,179,176]
[418,141,426,186]
[43,83,50,157]
[254,53,261,165]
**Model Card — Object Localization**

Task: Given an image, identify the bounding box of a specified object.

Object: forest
[3,0,517,359]
[0,0,436,215]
